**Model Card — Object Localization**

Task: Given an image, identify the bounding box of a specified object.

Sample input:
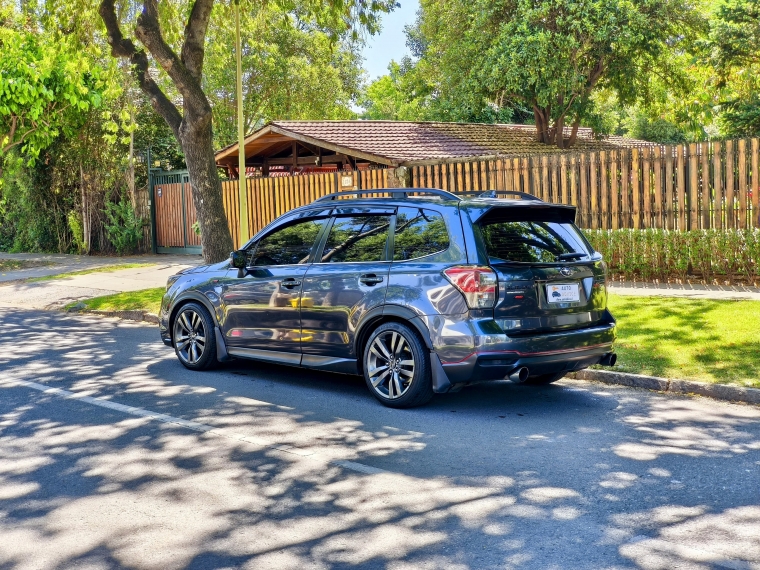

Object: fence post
[643,147,651,229]
[713,141,723,230]
[739,139,748,228]
[753,139,760,228]
[631,148,640,229]
[725,140,735,229]
[689,143,699,230]
[653,147,663,229]
[701,142,710,229]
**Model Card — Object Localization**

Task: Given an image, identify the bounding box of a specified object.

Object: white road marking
[0,378,388,476]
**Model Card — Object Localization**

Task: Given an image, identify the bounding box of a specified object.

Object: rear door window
[479,220,591,263]
[319,215,392,263]
[393,207,449,261]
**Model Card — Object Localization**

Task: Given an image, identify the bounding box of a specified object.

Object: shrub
[583,228,760,282]
[104,200,144,256]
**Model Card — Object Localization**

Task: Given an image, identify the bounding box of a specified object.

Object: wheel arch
[353,305,433,375]
[168,292,220,341]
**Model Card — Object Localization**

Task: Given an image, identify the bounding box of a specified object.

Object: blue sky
[361,0,420,81]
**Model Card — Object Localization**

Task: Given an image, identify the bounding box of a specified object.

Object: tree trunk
[179,113,234,261]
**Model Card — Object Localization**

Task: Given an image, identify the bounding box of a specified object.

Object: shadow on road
[0,308,759,569]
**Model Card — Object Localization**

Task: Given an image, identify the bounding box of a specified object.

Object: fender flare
[353,304,434,355]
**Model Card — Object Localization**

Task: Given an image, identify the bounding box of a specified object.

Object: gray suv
[159,189,617,408]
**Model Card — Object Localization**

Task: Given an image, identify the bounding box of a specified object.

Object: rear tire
[363,322,433,408]
[172,302,218,371]
[526,371,566,385]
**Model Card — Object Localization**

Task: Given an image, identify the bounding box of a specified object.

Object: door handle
[280,278,302,288]
[359,273,384,286]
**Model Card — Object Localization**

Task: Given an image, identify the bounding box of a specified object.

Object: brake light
[443,266,498,309]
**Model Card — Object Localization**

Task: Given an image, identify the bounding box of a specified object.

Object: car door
[220,214,330,363]
[299,208,394,368]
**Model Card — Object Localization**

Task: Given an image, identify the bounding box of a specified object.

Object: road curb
[78,309,159,324]
[568,369,760,406]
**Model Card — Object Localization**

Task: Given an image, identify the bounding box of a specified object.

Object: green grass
[28,263,155,282]
[607,293,760,388]
[66,287,165,315]
[0,259,55,272]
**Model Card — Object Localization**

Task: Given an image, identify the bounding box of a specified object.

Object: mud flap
[215,327,233,362]
[430,352,452,393]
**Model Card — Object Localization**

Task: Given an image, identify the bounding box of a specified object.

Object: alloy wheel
[367,331,415,399]
[174,308,207,365]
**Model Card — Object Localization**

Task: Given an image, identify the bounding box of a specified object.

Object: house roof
[215,120,653,167]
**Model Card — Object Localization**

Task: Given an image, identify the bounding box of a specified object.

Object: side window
[250,218,328,266]
[393,207,449,261]
[320,215,392,263]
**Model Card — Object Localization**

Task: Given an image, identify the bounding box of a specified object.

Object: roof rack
[459,190,542,201]
[313,188,461,203]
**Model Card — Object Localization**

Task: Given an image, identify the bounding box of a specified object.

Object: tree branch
[99,0,182,138]
[135,0,211,120]
[181,0,214,82]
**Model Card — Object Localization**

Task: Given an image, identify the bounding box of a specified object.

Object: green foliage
[67,210,86,254]
[200,0,384,148]
[394,0,702,146]
[626,115,688,144]
[0,19,105,163]
[584,228,760,282]
[104,199,144,256]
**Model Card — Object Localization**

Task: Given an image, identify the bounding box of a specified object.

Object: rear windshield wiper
[555,252,586,261]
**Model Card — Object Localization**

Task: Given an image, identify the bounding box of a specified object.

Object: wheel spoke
[176,339,190,351]
[195,335,206,346]
[191,312,200,332]
[371,369,390,387]
[371,338,392,360]
[394,337,406,356]
[392,373,403,398]
[398,368,414,378]
[399,359,414,366]
[368,364,388,375]
[179,312,192,334]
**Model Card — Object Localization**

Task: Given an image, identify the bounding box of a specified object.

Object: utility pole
[235,0,249,244]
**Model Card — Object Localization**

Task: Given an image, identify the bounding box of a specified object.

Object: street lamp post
[235,0,249,244]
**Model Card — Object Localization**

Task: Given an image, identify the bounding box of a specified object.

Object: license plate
[546,283,580,303]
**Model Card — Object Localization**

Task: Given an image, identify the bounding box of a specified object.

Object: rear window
[479,220,591,263]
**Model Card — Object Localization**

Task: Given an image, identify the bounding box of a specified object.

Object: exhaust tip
[600,352,617,367]
[508,367,530,383]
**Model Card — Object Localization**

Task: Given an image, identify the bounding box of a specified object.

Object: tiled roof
[216,120,655,166]
[278,121,650,162]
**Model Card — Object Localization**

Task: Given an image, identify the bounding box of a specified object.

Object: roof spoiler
[472,202,577,225]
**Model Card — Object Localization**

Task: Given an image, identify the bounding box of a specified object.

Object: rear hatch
[473,203,608,335]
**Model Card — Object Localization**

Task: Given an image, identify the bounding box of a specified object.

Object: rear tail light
[443,266,498,309]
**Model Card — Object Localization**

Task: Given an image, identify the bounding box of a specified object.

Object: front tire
[172,302,218,371]
[363,322,433,408]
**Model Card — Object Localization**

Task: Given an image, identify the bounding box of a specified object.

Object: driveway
[0,308,758,569]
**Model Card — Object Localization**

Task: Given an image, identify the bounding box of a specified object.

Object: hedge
[582,229,760,283]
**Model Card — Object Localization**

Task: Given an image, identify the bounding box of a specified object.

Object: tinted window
[251,218,328,266]
[320,215,391,263]
[480,221,590,263]
[393,207,449,261]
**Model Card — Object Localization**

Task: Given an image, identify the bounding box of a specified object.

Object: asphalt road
[0,308,758,570]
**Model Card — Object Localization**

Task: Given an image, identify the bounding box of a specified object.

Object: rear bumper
[430,312,616,387]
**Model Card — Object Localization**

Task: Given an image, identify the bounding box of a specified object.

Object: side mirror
[229,250,247,278]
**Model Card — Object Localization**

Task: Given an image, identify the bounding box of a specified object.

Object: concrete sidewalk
[0,253,201,309]
[0,252,202,283]
[609,280,760,301]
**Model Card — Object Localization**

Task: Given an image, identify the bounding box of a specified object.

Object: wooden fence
[160,138,760,251]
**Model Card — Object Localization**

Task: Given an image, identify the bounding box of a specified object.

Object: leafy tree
[204,2,363,149]
[99,0,395,263]
[0,16,104,177]
[708,0,760,136]
[359,60,428,120]
[407,0,701,147]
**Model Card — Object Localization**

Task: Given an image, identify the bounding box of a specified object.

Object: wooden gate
[149,169,202,254]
